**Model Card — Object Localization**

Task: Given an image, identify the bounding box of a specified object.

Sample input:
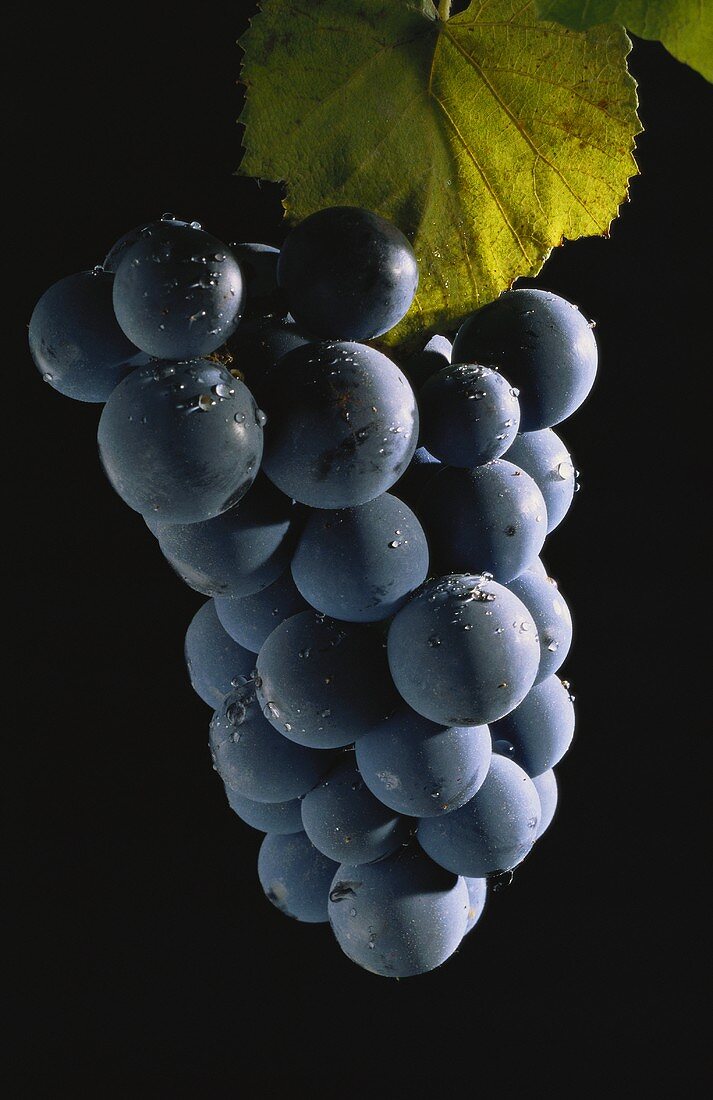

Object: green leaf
[536,1,713,82]
[239,0,639,346]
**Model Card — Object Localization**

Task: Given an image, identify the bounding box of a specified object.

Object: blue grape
[419,460,547,583]
[291,493,429,623]
[228,316,311,401]
[463,877,487,934]
[277,206,418,340]
[214,570,310,654]
[526,557,549,580]
[154,474,300,598]
[356,705,492,817]
[184,600,255,708]
[507,572,572,684]
[260,341,418,509]
[418,755,540,876]
[258,832,338,923]
[391,446,443,512]
[29,270,148,402]
[209,685,334,802]
[103,224,146,273]
[419,364,521,467]
[505,428,576,532]
[97,360,263,524]
[403,334,452,391]
[490,675,575,778]
[255,611,398,749]
[112,219,244,358]
[532,770,558,839]
[229,242,286,319]
[300,755,411,864]
[224,787,303,835]
[452,289,597,431]
[387,575,539,726]
[328,843,468,977]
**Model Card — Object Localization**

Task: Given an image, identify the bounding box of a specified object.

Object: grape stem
[438,0,452,19]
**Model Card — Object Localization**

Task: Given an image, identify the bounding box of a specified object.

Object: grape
[260,341,418,509]
[355,704,492,817]
[505,428,576,532]
[419,460,547,583]
[291,493,429,623]
[387,574,539,727]
[403,334,452,391]
[300,755,411,864]
[97,360,263,524]
[418,755,540,876]
[229,242,286,319]
[154,474,300,598]
[209,685,334,802]
[328,843,468,977]
[507,572,572,684]
[277,206,418,340]
[451,289,597,431]
[103,224,146,273]
[184,600,256,708]
[228,316,311,401]
[224,787,304,835]
[255,611,398,749]
[258,832,338,923]
[214,570,310,654]
[532,770,558,839]
[463,877,487,934]
[490,676,575,778]
[391,446,443,512]
[112,219,244,358]
[29,271,148,402]
[419,364,521,467]
[526,557,549,580]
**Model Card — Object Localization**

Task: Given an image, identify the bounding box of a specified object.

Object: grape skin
[328,843,469,977]
[463,877,487,934]
[419,363,521,467]
[507,572,573,684]
[184,601,256,708]
[291,493,429,623]
[387,574,540,727]
[225,787,304,835]
[258,832,338,924]
[505,428,576,533]
[215,570,310,654]
[29,271,148,402]
[489,675,575,778]
[229,242,286,320]
[532,770,558,839]
[403,334,452,391]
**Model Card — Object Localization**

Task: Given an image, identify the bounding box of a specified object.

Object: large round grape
[255,612,397,749]
[215,570,310,654]
[328,843,468,977]
[224,786,304,835]
[387,575,539,727]
[507,572,572,684]
[301,755,411,864]
[112,220,244,358]
[29,270,148,402]
[418,755,540,876]
[463,877,487,934]
[490,676,575,778]
[277,207,419,340]
[420,364,521,467]
[291,494,429,623]
[155,475,300,598]
[184,601,256,708]
[209,685,334,802]
[452,289,597,431]
[505,428,576,532]
[260,342,418,509]
[403,334,452,391]
[229,242,286,320]
[532,770,558,839]
[258,832,337,923]
[419,460,547,583]
[98,360,263,524]
[356,705,492,817]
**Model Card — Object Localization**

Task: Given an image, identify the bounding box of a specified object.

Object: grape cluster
[29,205,596,978]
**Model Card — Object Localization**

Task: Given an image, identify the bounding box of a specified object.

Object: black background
[7,4,709,1093]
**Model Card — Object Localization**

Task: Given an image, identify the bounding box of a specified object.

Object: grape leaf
[239,0,639,346]
[536,2,713,82]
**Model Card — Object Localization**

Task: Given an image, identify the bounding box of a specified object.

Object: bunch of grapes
[29,205,596,977]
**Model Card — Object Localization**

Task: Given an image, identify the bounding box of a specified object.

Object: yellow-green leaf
[536,1,713,82]
[239,0,640,346]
